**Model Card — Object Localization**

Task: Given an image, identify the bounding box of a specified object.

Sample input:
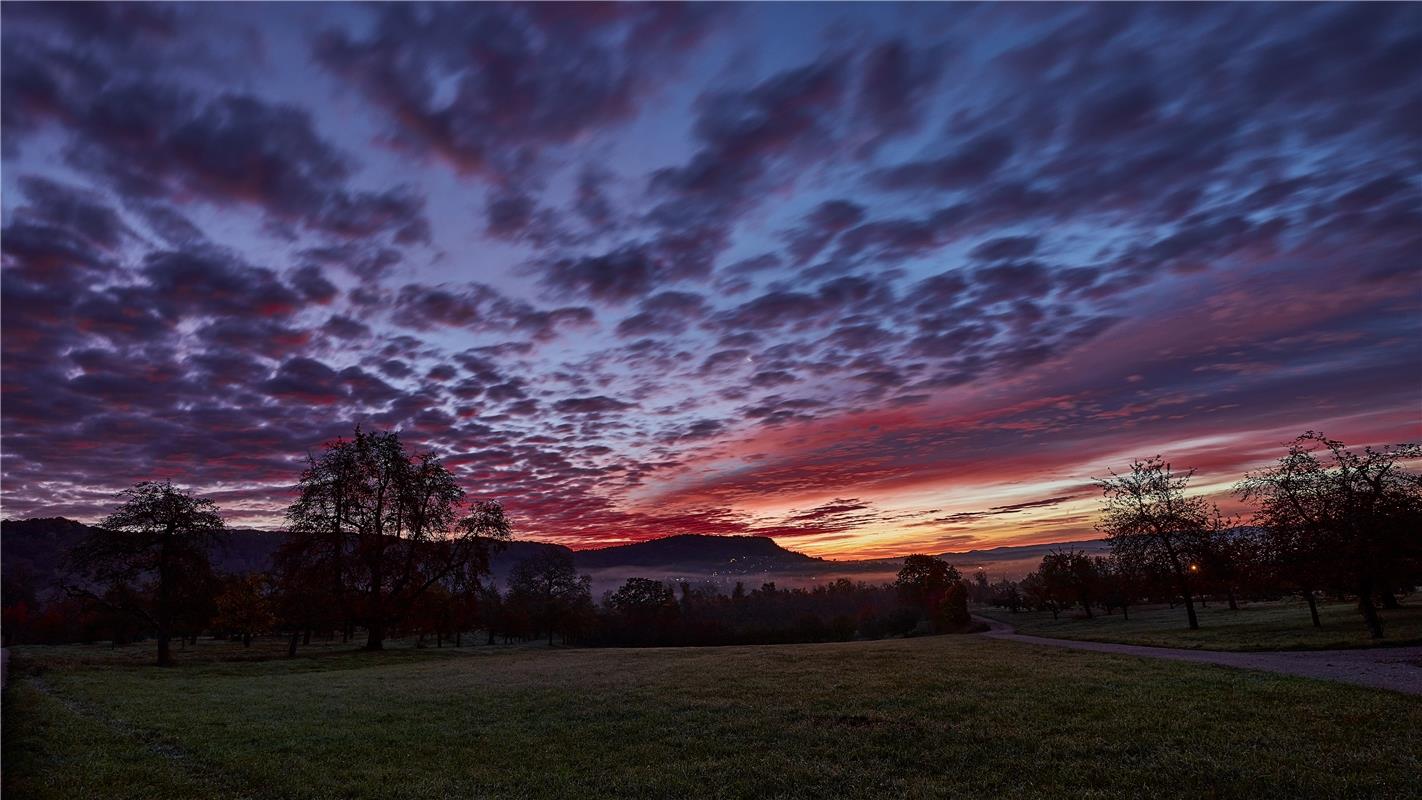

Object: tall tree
[1097,458,1212,630]
[65,481,225,665]
[1237,433,1421,638]
[283,428,512,650]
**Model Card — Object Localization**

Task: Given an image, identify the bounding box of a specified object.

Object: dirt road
[974,616,1422,695]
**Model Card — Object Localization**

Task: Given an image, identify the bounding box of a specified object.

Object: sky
[1,2,1418,559]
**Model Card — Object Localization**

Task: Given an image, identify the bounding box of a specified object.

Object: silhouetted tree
[896,554,965,632]
[508,548,590,645]
[1189,509,1251,611]
[604,578,680,645]
[1095,555,1140,619]
[970,570,992,604]
[283,428,512,650]
[989,578,1022,613]
[271,556,329,657]
[1018,571,1056,618]
[1039,549,1099,617]
[1098,458,1212,630]
[939,581,971,631]
[64,481,225,665]
[214,573,274,647]
[1238,433,1421,638]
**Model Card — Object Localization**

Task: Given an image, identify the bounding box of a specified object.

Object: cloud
[314,3,721,180]
[553,396,636,415]
[1,3,1418,557]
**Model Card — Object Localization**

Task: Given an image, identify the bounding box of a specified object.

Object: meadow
[974,599,1422,651]
[4,633,1419,800]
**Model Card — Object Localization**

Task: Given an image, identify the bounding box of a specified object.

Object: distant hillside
[1,517,285,595]
[576,534,823,570]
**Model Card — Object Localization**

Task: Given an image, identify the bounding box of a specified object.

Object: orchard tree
[283,428,512,650]
[1189,508,1252,612]
[1038,549,1099,618]
[65,481,226,665]
[1237,433,1421,638]
[1097,458,1213,630]
[1095,555,1140,619]
[214,573,274,647]
[1018,571,1057,618]
[508,548,590,645]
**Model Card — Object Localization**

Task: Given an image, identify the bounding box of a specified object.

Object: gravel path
[973,616,1422,695]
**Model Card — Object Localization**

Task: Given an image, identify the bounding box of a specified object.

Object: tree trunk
[1226,587,1238,611]
[366,622,385,650]
[156,532,174,666]
[1122,603,1130,621]
[288,632,299,658]
[487,628,495,645]
[243,633,252,647]
[548,628,555,646]
[1178,578,1199,630]
[456,631,462,647]
[1358,589,1384,639]
[1303,590,1321,627]
[303,629,311,645]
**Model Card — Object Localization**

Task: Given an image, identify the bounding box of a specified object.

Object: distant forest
[2,428,1417,663]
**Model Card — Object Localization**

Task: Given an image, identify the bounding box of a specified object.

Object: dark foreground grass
[4,634,1420,800]
[975,599,1422,651]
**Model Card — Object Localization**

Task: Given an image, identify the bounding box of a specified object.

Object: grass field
[974,599,1422,651]
[4,634,1420,800]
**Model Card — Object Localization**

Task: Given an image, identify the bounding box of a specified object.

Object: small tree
[605,578,680,645]
[895,554,964,632]
[214,573,274,647]
[1096,555,1140,619]
[1097,458,1211,630]
[938,581,971,631]
[65,481,225,666]
[1189,509,1250,611]
[1039,549,1099,618]
[1018,571,1056,618]
[508,548,590,645]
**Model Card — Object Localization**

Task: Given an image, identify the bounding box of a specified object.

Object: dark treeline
[2,427,979,662]
[980,433,1421,638]
[584,553,973,647]
[5,429,1415,659]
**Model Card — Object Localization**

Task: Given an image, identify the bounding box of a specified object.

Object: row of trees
[479,551,972,648]
[985,433,1420,638]
[59,428,512,664]
[27,428,1414,661]
[38,427,981,664]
